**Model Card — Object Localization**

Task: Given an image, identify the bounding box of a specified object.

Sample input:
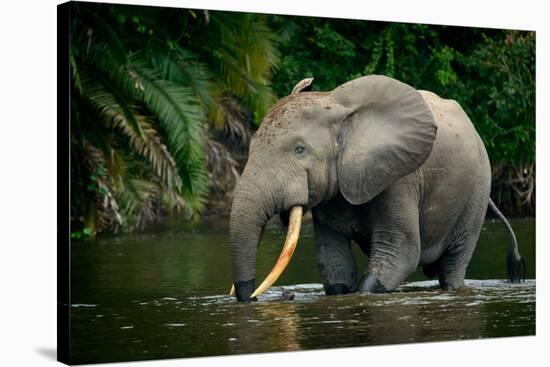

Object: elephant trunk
[229,165,303,302]
[229,191,263,301]
[229,165,277,301]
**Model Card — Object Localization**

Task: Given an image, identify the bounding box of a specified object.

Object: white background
[0,0,546,366]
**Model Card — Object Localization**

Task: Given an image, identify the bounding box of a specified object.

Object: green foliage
[71,227,93,240]
[269,18,534,215]
[70,3,535,234]
[195,12,281,124]
[70,3,282,235]
[452,32,535,164]
[71,6,189,235]
[270,17,365,94]
[270,19,535,166]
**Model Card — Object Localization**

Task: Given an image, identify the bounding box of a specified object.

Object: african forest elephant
[229,75,524,302]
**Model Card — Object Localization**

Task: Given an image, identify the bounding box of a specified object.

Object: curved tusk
[250,206,303,299]
[229,284,235,296]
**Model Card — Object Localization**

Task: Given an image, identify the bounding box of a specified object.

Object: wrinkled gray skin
[230,75,496,302]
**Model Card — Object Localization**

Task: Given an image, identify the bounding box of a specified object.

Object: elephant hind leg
[438,228,480,291]
[438,249,470,291]
[438,197,488,291]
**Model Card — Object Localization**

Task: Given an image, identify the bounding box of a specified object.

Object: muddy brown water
[69,218,535,364]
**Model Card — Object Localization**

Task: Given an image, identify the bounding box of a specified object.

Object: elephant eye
[294,145,305,155]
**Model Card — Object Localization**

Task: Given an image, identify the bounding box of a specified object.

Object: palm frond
[150,45,215,111]
[127,55,208,201]
[118,148,194,231]
[119,178,161,231]
[82,142,123,233]
[209,13,280,121]
[219,97,251,151]
[70,4,284,234]
[80,66,183,192]
[76,44,209,220]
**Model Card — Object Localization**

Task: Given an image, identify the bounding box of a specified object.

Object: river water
[70,218,535,364]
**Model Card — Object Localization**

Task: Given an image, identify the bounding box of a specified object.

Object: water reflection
[224,302,303,353]
[69,219,535,364]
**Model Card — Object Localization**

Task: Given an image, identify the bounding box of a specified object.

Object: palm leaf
[82,142,123,233]
[127,55,208,200]
[209,13,280,121]
[149,45,215,111]
[81,45,208,214]
[119,177,161,231]
[80,66,183,192]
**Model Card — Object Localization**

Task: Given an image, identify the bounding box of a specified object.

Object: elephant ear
[333,75,437,205]
[291,78,314,94]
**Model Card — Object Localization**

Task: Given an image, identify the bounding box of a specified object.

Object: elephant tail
[488,198,525,282]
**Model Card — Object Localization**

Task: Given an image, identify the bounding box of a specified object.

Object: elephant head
[230,75,437,302]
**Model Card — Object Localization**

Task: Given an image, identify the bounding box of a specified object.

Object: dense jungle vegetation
[68,2,535,237]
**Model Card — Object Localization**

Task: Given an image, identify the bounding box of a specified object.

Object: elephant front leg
[358,228,421,293]
[313,218,357,295]
[357,191,422,293]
